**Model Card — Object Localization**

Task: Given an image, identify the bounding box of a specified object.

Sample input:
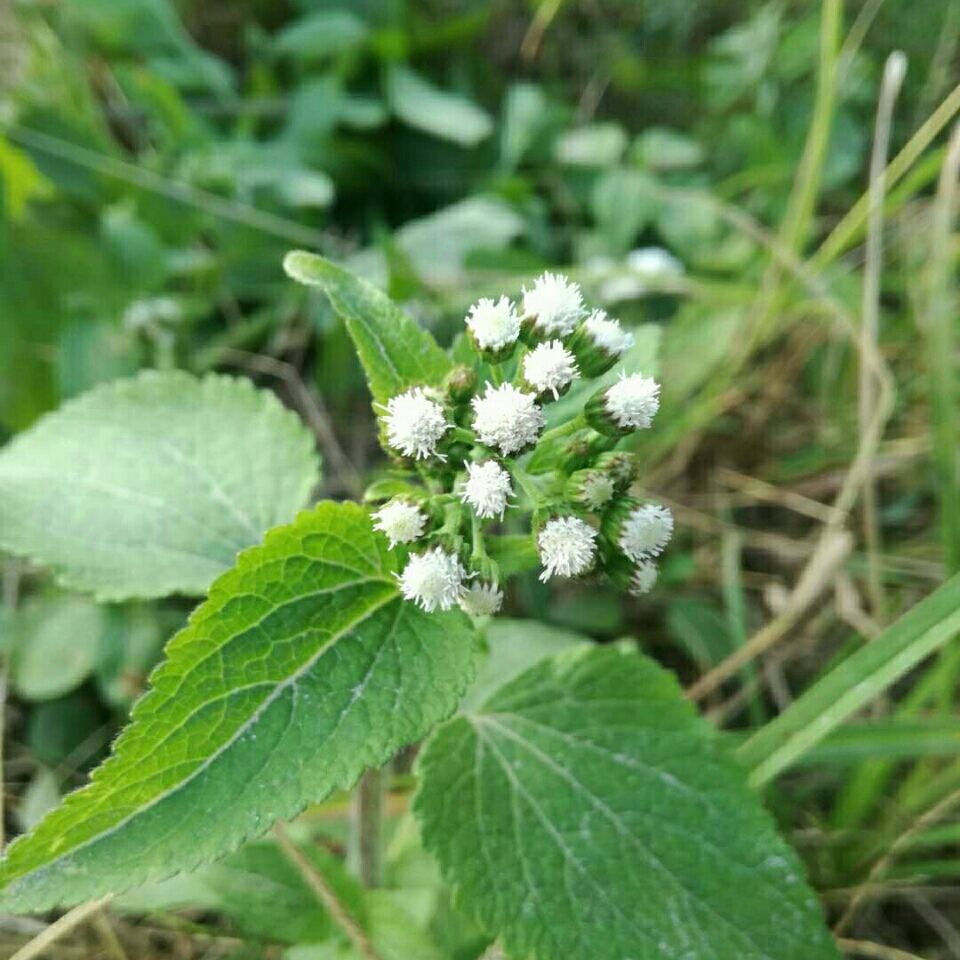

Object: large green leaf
[0,371,321,601]
[284,252,452,407]
[415,645,838,960]
[0,502,478,912]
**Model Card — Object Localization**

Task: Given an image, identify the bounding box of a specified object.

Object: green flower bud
[601,497,674,564]
[594,451,638,492]
[585,372,661,437]
[566,468,615,511]
[443,364,478,404]
[566,309,635,378]
[561,436,593,473]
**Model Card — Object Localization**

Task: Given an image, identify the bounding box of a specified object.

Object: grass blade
[738,573,960,787]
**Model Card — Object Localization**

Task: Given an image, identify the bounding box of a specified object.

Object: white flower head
[471,382,544,456]
[462,460,513,520]
[522,272,585,337]
[396,548,465,612]
[584,309,634,357]
[523,340,579,399]
[382,387,450,460]
[458,581,504,616]
[605,372,661,431]
[372,500,427,548]
[466,296,520,352]
[537,516,597,582]
[619,503,674,562]
[630,559,659,596]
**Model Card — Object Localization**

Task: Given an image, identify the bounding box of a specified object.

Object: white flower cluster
[370,269,670,616]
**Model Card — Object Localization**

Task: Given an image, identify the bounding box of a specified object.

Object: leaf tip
[283,250,326,286]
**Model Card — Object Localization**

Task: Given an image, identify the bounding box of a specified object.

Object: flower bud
[560,436,593,473]
[443,364,478,404]
[594,451,637,492]
[566,468,615,512]
[566,309,635,377]
[458,580,504,616]
[585,371,660,437]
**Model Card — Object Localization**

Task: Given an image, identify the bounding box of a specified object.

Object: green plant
[0,256,844,959]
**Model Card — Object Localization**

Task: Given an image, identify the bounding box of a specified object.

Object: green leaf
[0,371,321,601]
[284,253,452,406]
[11,594,105,700]
[0,502,478,912]
[462,617,589,712]
[739,572,960,787]
[119,838,365,947]
[387,66,493,148]
[415,646,838,960]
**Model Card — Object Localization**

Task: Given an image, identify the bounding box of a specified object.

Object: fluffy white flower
[396,548,465,612]
[471,383,544,456]
[466,296,520,352]
[627,246,684,278]
[584,309,634,357]
[619,503,674,561]
[372,500,427,548]
[458,581,504,616]
[522,272,584,337]
[382,387,450,460]
[537,516,597,582]
[630,559,659,596]
[462,460,513,520]
[523,340,579,399]
[605,372,661,430]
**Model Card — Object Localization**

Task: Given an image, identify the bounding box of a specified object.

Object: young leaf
[284,252,452,406]
[0,371,321,601]
[0,502,478,913]
[415,645,839,960]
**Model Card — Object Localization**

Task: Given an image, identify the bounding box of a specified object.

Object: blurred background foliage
[1,0,960,957]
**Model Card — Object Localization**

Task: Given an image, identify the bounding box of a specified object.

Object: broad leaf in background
[117,838,365,947]
[0,502,479,912]
[0,371,321,600]
[461,617,589,712]
[387,65,493,148]
[284,253,452,406]
[10,593,104,701]
[415,646,839,960]
[347,197,524,289]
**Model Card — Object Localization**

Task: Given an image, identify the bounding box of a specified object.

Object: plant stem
[350,767,384,888]
[275,823,382,960]
[859,51,907,626]
[511,464,547,509]
[8,897,112,960]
